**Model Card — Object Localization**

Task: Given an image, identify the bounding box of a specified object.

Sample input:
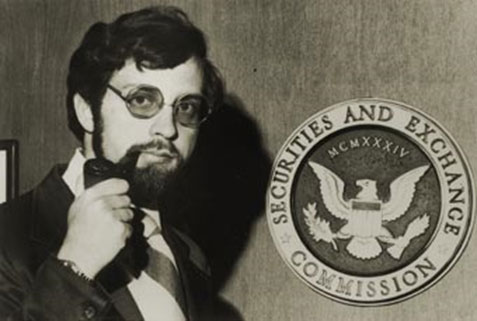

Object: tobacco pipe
[83,151,140,188]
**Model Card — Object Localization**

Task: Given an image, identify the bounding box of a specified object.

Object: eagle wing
[382,165,429,222]
[308,161,349,220]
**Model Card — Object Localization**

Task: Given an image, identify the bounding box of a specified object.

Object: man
[0,6,224,321]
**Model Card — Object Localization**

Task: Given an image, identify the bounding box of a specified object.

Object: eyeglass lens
[119,85,210,126]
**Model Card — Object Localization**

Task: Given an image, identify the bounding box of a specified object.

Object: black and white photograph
[0,1,475,321]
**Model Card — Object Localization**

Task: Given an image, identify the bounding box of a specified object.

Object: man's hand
[57,178,133,279]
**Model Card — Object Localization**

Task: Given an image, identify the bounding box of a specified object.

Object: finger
[87,178,129,197]
[114,208,134,222]
[104,194,131,209]
[122,222,133,239]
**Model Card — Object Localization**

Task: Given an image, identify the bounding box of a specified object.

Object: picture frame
[0,140,18,204]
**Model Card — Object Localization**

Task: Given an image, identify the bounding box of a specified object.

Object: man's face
[95,57,203,205]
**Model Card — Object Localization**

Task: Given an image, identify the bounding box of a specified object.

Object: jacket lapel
[110,287,144,321]
[29,165,73,262]
[163,225,204,321]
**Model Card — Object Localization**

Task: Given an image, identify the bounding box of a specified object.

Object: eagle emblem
[304,162,430,260]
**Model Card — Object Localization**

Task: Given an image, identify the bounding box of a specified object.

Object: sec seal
[267,98,474,306]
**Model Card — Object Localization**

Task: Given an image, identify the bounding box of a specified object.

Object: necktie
[143,215,187,316]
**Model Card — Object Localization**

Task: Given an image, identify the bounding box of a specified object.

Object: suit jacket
[0,165,213,321]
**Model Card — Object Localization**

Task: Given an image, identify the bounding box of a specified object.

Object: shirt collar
[61,148,162,229]
[62,148,86,197]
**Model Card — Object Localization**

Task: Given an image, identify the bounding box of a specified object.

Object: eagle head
[355,179,378,200]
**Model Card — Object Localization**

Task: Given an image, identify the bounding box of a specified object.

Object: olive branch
[303,203,338,251]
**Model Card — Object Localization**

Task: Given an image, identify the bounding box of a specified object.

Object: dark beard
[127,162,179,209]
[92,114,184,209]
[117,140,183,210]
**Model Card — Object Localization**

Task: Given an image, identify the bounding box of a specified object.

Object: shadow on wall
[160,94,271,319]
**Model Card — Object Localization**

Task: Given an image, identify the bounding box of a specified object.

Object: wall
[0,1,476,320]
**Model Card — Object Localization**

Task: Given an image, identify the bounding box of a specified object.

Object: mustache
[127,139,180,157]
[117,139,181,173]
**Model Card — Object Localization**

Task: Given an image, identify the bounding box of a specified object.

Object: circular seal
[267,98,474,306]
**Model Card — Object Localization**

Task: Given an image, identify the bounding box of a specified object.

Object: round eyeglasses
[107,84,211,127]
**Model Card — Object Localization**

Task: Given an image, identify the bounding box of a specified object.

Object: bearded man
[0,6,224,321]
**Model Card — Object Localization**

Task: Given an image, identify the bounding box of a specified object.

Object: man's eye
[177,101,198,114]
[127,94,154,109]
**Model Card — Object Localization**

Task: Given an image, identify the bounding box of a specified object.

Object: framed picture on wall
[0,140,18,204]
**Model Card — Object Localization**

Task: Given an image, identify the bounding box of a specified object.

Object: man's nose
[149,106,177,139]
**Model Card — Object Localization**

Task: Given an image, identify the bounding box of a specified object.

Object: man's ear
[73,94,94,133]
